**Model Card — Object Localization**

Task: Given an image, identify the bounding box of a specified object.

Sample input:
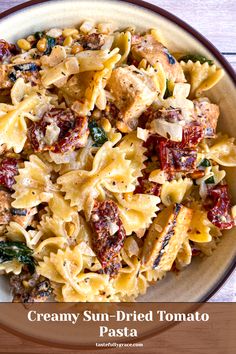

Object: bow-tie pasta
[0,22,234,303]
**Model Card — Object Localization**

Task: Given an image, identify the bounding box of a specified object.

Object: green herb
[166,52,176,65]
[44,36,56,55]
[199,158,211,167]
[34,31,44,40]
[8,71,17,82]
[88,120,108,147]
[163,48,176,65]
[205,176,215,184]
[164,79,172,99]
[179,54,214,66]
[13,63,39,72]
[10,208,27,216]
[0,241,35,273]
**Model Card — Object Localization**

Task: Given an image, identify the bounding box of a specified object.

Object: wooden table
[0,0,235,352]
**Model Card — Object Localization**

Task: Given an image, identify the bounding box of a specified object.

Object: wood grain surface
[0,303,235,354]
[0,0,235,352]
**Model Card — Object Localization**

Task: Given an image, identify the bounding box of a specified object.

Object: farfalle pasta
[12,155,54,208]
[0,260,23,275]
[0,94,43,152]
[180,60,224,97]
[206,134,236,166]
[115,193,160,235]
[58,140,137,218]
[0,22,235,303]
[160,178,193,207]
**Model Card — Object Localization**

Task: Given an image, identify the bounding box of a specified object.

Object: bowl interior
[0,0,235,344]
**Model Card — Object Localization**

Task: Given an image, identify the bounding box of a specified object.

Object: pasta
[160,178,193,207]
[187,209,212,243]
[0,260,22,275]
[180,60,224,97]
[118,131,147,179]
[115,193,160,235]
[206,134,236,167]
[58,141,137,218]
[0,22,234,303]
[0,93,45,152]
[12,155,54,208]
[175,240,192,269]
[112,31,132,65]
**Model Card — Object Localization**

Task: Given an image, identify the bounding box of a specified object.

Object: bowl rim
[0,0,235,348]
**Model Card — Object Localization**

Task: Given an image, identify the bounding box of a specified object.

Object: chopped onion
[199,181,208,200]
[196,166,213,199]
[150,119,183,142]
[44,122,60,146]
[41,46,66,67]
[80,20,95,34]
[137,127,149,141]
[101,35,114,50]
[108,222,119,235]
[46,28,62,38]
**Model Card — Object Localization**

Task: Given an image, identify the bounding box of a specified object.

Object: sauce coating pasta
[0,21,235,302]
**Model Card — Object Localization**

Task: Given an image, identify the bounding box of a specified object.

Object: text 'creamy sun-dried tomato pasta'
[0,21,235,302]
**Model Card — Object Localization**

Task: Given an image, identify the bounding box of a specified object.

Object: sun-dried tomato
[28,108,89,153]
[143,134,159,158]
[158,139,197,172]
[180,123,204,148]
[0,158,18,190]
[140,105,204,148]
[0,39,18,63]
[80,33,105,50]
[8,63,41,87]
[90,200,126,271]
[204,185,234,230]
[135,172,161,196]
[144,133,198,174]
[97,256,121,277]
[145,134,197,172]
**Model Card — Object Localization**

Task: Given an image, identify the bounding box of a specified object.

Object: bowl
[0,0,235,347]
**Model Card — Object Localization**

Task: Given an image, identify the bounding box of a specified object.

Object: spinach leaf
[8,71,17,82]
[164,79,172,99]
[199,158,211,167]
[88,120,108,147]
[179,54,214,66]
[10,208,27,216]
[44,36,56,55]
[34,31,44,40]
[166,52,176,65]
[163,48,176,64]
[13,63,39,72]
[0,241,35,273]
[205,176,215,184]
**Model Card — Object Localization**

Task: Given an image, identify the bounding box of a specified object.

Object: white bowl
[0,0,235,346]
